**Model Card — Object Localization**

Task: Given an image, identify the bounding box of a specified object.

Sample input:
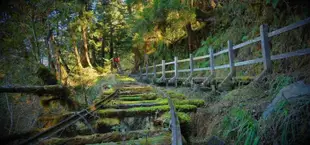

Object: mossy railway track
[17,82,204,145]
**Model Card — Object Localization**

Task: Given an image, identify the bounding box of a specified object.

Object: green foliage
[220,108,260,145]
[266,0,280,8]
[269,75,294,97]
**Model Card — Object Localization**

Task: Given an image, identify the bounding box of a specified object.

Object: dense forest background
[1,0,310,144]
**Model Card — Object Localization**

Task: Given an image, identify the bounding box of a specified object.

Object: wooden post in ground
[219,40,235,90]
[174,56,178,87]
[189,54,194,87]
[153,61,156,81]
[202,47,215,86]
[145,55,148,81]
[161,60,166,83]
[139,65,142,80]
[145,62,148,80]
[209,48,215,76]
[209,47,216,91]
[260,24,272,73]
[228,40,236,77]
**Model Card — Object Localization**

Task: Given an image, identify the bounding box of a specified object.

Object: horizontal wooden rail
[139,17,310,86]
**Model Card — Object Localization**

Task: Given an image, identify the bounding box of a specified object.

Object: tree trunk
[109,25,114,71]
[132,47,142,73]
[47,30,56,74]
[82,25,93,68]
[51,36,62,84]
[186,23,194,53]
[101,36,105,65]
[73,40,83,68]
[31,13,40,62]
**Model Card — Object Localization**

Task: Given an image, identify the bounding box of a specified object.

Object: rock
[263,81,310,119]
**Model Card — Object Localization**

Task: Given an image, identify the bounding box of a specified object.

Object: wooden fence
[139,17,310,87]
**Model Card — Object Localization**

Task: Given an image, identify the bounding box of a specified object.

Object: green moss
[103,88,115,95]
[174,99,205,107]
[98,104,197,117]
[161,112,191,124]
[89,132,171,145]
[96,118,120,126]
[119,93,158,101]
[119,86,153,92]
[165,90,187,99]
[119,96,142,101]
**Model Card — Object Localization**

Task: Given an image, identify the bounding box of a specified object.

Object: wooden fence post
[174,56,178,87]
[153,61,156,79]
[189,54,194,76]
[162,60,165,80]
[189,54,194,87]
[228,40,236,77]
[145,61,148,80]
[209,48,215,76]
[260,24,272,72]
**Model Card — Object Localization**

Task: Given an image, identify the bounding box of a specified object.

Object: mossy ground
[97,104,197,117]
[89,132,171,145]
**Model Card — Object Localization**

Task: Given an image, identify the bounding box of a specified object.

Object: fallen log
[0,85,69,97]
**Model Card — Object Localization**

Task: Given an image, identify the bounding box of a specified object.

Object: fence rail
[139,17,310,87]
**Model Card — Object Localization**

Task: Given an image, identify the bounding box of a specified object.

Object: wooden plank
[214,64,230,70]
[193,67,210,71]
[233,37,261,50]
[177,58,190,63]
[178,69,190,73]
[271,48,310,60]
[165,70,174,73]
[165,61,174,65]
[193,55,210,61]
[260,24,272,72]
[214,48,228,56]
[268,17,310,37]
[234,58,264,67]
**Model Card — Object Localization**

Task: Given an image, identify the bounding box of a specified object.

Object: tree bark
[132,47,142,73]
[82,25,93,68]
[73,40,83,68]
[46,30,56,74]
[101,36,106,66]
[186,23,194,53]
[51,36,62,84]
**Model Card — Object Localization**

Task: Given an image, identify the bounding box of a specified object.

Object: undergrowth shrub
[219,108,259,145]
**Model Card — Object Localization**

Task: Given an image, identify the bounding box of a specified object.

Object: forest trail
[26,78,204,145]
